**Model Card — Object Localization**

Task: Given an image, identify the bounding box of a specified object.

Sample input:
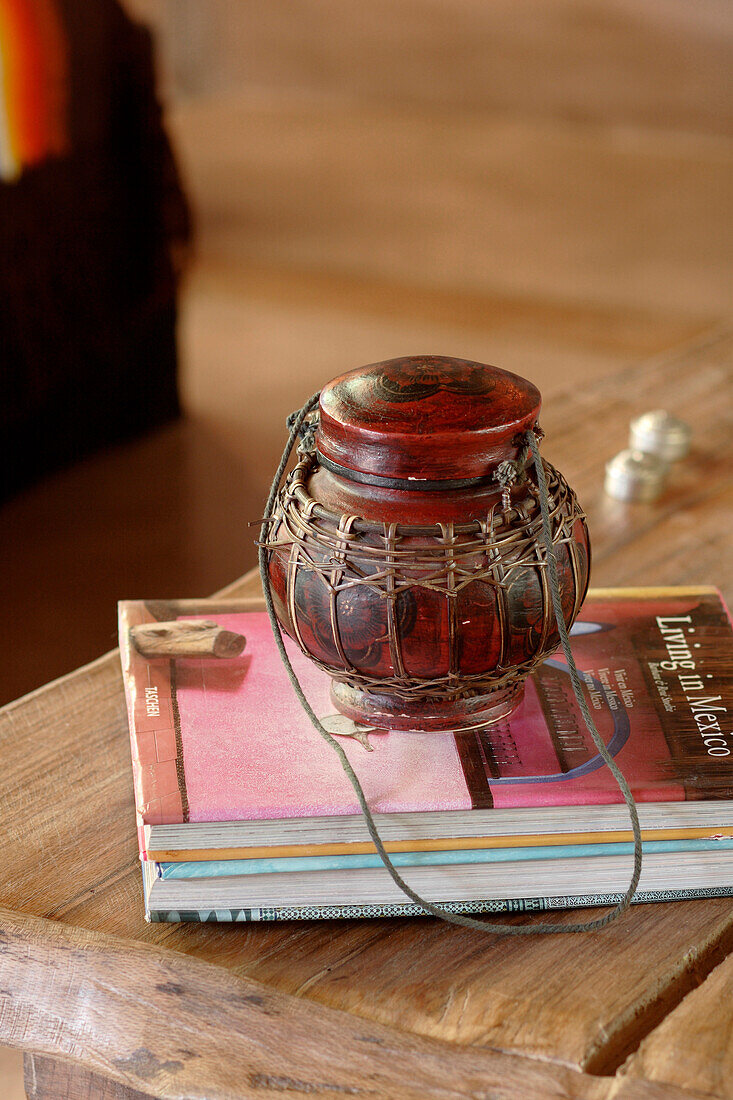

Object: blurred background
[0,0,731,709]
[0,3,731,1090]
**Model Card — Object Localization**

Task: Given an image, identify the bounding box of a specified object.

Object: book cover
[144,886,733,924]
[118,587,733,843]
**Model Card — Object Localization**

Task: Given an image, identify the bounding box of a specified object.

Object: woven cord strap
[258,395,643,933]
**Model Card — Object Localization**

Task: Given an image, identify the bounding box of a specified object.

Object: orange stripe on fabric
[6,0,46,165]
[0,1,23,171]
[33,0,68,158]
[0,0,68,174]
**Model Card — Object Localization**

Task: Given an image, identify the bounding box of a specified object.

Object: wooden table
[1,334,732,1100]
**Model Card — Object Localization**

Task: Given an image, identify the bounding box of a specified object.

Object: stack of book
[118,587,733,923]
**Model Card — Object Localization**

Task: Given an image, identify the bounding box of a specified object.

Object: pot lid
[316,355,541,486]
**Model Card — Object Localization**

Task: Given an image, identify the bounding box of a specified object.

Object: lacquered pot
[265,356,590,731]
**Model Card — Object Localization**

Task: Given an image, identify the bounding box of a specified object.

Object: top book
[118,587,733,854]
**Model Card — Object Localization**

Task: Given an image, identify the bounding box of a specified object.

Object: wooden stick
[130,620,246,659]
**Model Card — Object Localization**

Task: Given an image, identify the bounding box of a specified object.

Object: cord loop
[259,398,642,934]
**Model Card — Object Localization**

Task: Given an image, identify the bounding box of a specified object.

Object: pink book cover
[118,587,733,840]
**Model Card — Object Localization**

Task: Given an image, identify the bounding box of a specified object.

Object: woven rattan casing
[265,450,589,731]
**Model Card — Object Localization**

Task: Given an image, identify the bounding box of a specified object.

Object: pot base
[330,679,526,733]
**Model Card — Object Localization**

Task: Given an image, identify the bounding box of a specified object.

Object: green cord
[258,397,642,933]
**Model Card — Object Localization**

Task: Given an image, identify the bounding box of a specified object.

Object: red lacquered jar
[265,356,590,731]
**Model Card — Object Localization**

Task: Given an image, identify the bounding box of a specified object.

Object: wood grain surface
[24,1055,154,1100]
[173,100,733,319]
[0,330,731,1098]
[0,907,715,1100]
[134,0,733,138]
[622,951,733,1097]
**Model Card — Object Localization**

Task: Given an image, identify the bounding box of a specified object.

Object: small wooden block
[130,620,246,659]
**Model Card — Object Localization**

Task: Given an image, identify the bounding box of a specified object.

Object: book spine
[145,886,733,923]
[118,603,188,828]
